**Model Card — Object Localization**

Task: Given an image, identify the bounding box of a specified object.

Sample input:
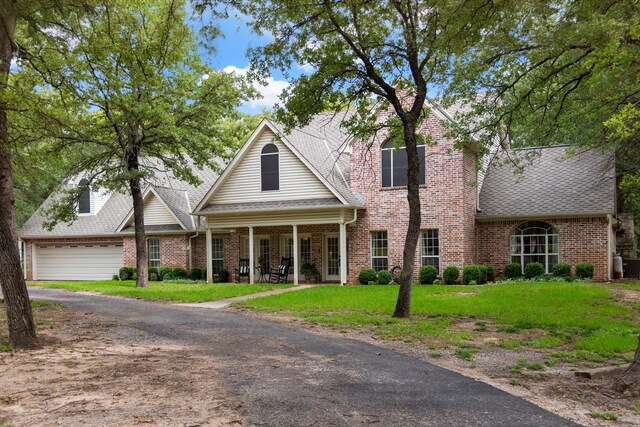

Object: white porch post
[293,224,299,285]
[206,228,213,284]
[249,226,255,284]
[340,223,347,285]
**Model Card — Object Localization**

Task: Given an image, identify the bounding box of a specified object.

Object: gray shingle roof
[198,198,346,214]
[478,146,615,219]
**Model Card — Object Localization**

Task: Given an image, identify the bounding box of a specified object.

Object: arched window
[381,137,425,187]
[261,143,279,191]
[78,179,91,214]
[510,221,559,274]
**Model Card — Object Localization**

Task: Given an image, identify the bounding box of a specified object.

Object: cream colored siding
[92,191,111,214]
[143,193,179,226]
[210,129,335,204]
[35,243,123,280]
[207,209,347,228]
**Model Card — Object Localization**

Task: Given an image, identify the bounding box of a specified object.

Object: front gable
[196,120,343,211]
[117,187,186,231]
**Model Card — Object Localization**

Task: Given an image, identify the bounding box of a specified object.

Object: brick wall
[123,233,197,273]
[347,113,478,283]
[477,217,611,282]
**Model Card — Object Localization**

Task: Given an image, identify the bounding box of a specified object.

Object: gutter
[188,217,201,271]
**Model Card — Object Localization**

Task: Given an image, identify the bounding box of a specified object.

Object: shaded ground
[7,288,577,427]
[0,303,244,426]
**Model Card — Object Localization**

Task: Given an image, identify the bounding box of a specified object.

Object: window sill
[380,185,428,191]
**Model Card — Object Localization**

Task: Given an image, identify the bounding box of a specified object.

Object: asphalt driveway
[28,287,578,426]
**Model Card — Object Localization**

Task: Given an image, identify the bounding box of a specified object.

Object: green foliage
[358,268,377,285]
[524,263,545,279]
[463,265,487,285]
[419,266,438,285]
[432,279,441,285]
[483,265,495,283]
[503,263,523,279]
[377,270,392,285]
[149,271,160,282]
[590,412,618,421]
[0,345,13,352]
[552,263,572,277]
[575,262,594,279]
[159,267,174,281]
[218,269,229,283]
[190,268,204,281]
[442,266,459,285]
[119,266,136,281]
[171,268,186,279]
[300,263,320,276]
[112,274,120,281]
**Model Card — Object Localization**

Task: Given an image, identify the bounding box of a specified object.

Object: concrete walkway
[174,283,318,309]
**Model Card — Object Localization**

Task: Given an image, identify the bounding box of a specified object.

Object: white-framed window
[421,229,439,272]
[261,143,279,191]
[241,235,269,265]
[148,238,160,272]
[381,137,425,188]
[510,221,559,274]
[211,237,224,274]
[370,231,388,272]
[78,179,92,214]
[281,235,312,273]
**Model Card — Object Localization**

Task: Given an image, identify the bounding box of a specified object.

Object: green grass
[590,411,618,421]
[30,280,294,302]
[237,282,640,360]
[0,344,13,352]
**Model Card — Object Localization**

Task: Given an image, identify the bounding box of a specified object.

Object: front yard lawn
[237,282,640,363]
[30,280,294,302]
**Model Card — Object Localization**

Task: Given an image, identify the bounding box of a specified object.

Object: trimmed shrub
[159,267,173,280]
[483,265,495,282]
[149,271,160,281]
[218,269,229,283]
[575,262,594,279]
[190,267,204,281]
[503,263,522,279]
[524,262,545,279]
[171,268,186,279]
[552,262,571,277]
[432,278,441,285]
[463,265,486,285]
[119,266,135,280]
[358,268,377,285]
[419,266,438,285]
[443,265,459,285]
[377,270,392,285]
[469,280,478,286]
[112,274,120,281]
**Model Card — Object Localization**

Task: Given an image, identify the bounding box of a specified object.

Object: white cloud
[223,65,290,109]
[297,62,315,73]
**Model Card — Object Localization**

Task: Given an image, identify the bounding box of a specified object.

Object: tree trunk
[613,333,640,396]
[393,120,421,318]
[129,175,148,288]
[0,2,39,348]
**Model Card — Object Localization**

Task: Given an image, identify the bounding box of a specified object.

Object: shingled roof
[477,146,616,219]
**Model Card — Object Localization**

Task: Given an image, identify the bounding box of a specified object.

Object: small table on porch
[255,266,270,283]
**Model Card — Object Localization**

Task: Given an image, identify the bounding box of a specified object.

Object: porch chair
[269,257,291,284]
[234,258,251,283]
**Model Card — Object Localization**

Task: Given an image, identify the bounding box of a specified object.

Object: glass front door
[324,234,340,281]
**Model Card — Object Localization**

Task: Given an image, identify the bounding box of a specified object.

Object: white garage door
[36,243,124,281]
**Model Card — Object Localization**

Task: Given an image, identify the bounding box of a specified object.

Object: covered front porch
[200,202,358,285]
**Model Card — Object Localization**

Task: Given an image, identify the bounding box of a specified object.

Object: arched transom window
[381,137,425,188]
[261,143,279,191]
[78,179,91,214]
[510,221,559,274]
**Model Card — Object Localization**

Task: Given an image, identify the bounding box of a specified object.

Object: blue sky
[191,11,303,114]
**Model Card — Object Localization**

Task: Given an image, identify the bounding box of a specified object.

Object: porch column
[206,228,213,283]
[293,224,299,285]
[249,226,255,284]
[340,222,347,285]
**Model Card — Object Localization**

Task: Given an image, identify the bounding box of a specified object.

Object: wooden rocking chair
[268,257,291,283]
[234,258,250,283]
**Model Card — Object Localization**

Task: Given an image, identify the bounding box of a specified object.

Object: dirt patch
[0,303,245,426]
[235,308,640,427]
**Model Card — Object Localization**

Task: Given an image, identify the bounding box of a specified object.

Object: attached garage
[35,243,124,281]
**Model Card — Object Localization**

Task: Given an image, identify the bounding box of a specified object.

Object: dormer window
[261,143,279,191]
[78,179,91,214]
[381,138,425,188]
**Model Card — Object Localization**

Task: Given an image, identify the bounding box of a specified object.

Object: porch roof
[195,198,350,215]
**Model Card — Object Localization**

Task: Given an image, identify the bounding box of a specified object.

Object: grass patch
[31,280,294,302]
[0,344,13,352]
[454,348,476,361]
[31,300,51,308]
[528,336,563,349]
[590,412,618,421]
[498,339,521,350]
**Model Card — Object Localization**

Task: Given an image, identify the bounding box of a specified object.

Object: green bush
[432,278,441,285]
[575,262,594,279]
[503,263,522,279]
[119,266,135,280]
[171,267,186,279]
[463,265,486,285]
[159,267,173,280]
[443,265,459,285]
[112,274,120,281]
[419,265,438,285]
[377,270,392,285]
[482,265,495,282]
[149,271,160,281]
[552,262,572,277]
[524,262,545,279]
[218,269,229,283]
[469,280,478,286]
[190,267,204,281]
[359,268,377,285]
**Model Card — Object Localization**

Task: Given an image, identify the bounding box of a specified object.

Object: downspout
[188,217,201,271]
[345,208,358,226]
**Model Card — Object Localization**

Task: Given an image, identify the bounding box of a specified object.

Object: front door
[323,234,340,281]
